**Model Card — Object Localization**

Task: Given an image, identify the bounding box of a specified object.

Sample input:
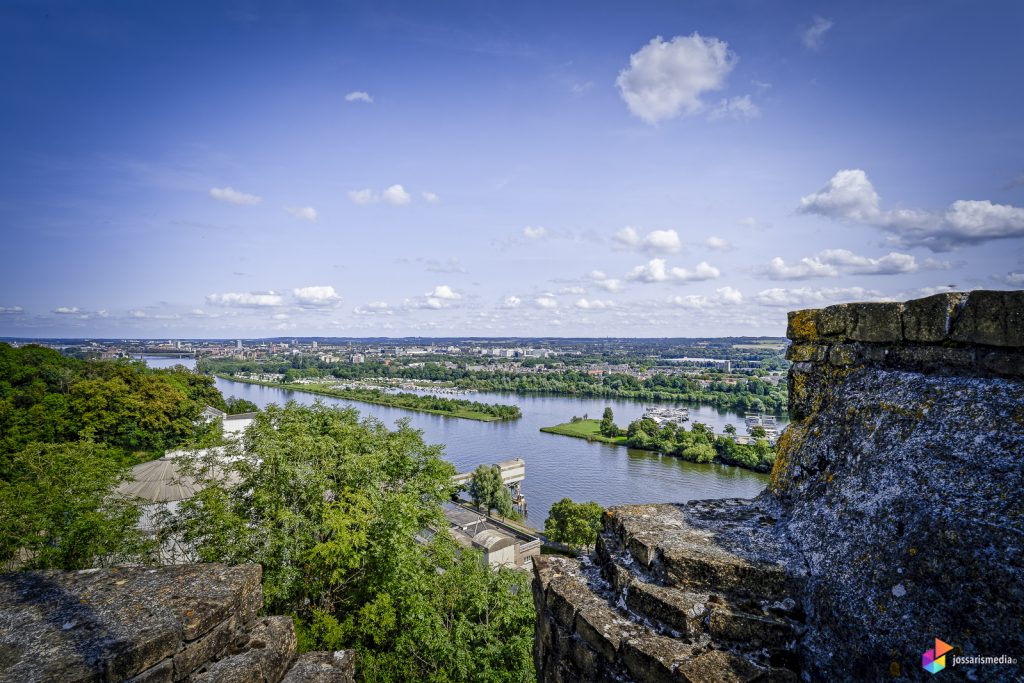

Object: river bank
[214,374,520,422]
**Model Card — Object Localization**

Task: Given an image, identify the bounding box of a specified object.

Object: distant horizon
[0,334,789,343]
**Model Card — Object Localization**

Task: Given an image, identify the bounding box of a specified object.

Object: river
[142,356,778,526]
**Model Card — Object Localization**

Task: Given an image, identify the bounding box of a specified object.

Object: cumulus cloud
[589,270,623,292]
[284,206,318,222]
[427,285,461,300]
[766,249,917,280]
[535,296,558,309]
[575,298,613,309]
[293,285,342,307]
[53,306,81,314]
[206,291,283,307]
[348,189,376,205]
[709,95,760,120]
[754,286,887,307]
[614,227,682,253]
[523,226,547,239]
[381,184,411,205]
[996,272,1024,287]
[502,296,522,309]
[802,16,834,50]
[345,91,373,103]
[705,236,732,251]
[422,191,440,203]
[354,301,392,315]
[616,33,737,123]
[209,186,262,205]
[798,169,1024,250]
[559,286,586,295]
[0,306,24,314]
[668,286,743,309]
[626,259,720,283]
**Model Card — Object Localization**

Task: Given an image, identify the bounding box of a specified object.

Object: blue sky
[1,0,1022,338]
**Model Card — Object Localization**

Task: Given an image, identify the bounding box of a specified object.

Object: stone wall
[0,564,355,683]
[533,290,1024,682]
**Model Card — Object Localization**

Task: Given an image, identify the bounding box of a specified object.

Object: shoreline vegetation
[540,415,776,474]
[215,374,522,422]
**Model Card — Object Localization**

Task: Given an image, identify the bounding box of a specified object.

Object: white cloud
[53,306,80,314]
[523,226,548,239]
[709,95,760,120]
[559,286,586,295]
[206,291,284,307]
[381,184,411,205]
[614,226,640,248]
[614,227,682,254]
[802,17,834,50]
[345,91,373,103]
[589,270,624,292]
[502,296,522,309]
[575,298,613,309]
[799,169,1024,250]
[348,189,376,205]
[209,186,262,205]
[0,306,24,314]
[766,250,918,279]
[293,285,342,307]
[427,285,461,300]
[643,229,682,253]
[754,286,887,307]
[669,286,742,309]
[422,191,440,203]
[705,236,732,251]
[616,33,737,124]
[284,206,318,222]
[354,301,392,315]
[626,259,720,283]
[535,296,558,309]
[997,272,1024,286]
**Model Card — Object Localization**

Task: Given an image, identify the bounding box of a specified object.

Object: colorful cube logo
[922,638,953,674]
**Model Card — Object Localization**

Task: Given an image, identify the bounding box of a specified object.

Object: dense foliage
[204,357,787,414]
[620,416,776,472]
[0,343,225,467]
[544,498,604,552]
[468,463,514,517]
[172,403,535,682]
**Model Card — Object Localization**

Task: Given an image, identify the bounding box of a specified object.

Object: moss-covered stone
[951,290,1024,347]
[786,309,819,342]
[847,302,903,343]
[816,304,852,338]
[902,292,966,343]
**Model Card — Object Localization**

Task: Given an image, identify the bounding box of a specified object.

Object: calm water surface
[143,356,778,525]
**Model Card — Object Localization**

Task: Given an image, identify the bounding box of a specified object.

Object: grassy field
[216,375,510,421]
[539,419,628,445]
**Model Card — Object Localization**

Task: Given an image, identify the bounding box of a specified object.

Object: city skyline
[2,0,1022,337]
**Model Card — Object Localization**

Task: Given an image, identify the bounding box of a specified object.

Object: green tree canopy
[544,498,605,552]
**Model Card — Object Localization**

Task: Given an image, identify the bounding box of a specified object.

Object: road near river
[143,356,777,526]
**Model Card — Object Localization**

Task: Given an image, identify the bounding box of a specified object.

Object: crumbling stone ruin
[533,291,1023,682]
[0,564,354,682]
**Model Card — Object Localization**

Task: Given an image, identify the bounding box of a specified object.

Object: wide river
[143,356,780,526]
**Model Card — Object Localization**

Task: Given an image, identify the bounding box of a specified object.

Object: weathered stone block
[816,304,852,339]
[847,302,903,343]
[886,345,975,374]
[978,349,1024,377]
[902,292,966,343]
[706,606,793,647]
[125,659,174,683]
[173,615,237,680]
[786,309,819,342]
[827,344,858,367]
[624,581,703,636]
[951,289,1024,347]
[191,616,296,683]
[785,343,825,363]
[676,650,765,683]
[280,651,355,683]
[621,632,693,683]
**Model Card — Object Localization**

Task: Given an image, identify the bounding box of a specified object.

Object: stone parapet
[0,564,354,683]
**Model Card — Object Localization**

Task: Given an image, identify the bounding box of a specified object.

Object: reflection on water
[139,355,772,525]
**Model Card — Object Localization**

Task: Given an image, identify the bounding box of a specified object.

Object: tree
[0,441,150,570]
[224,397,259,414]
[681,443,717,464]
[468,464,505,514]
[723,423,737,435]
[544,498,605,553]
[175,402,536,682]
[599,406,618,437]
[750,425,768,438]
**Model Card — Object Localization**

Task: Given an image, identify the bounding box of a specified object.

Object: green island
[541,408,776,473]
[216,374,522,421]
